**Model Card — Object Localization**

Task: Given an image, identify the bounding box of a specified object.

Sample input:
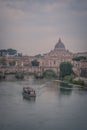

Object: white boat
[22,87,36,98]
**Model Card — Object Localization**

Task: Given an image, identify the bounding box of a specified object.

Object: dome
[55,38,65,49]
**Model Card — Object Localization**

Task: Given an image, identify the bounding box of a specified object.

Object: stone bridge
[42,66,59,76]
[0,66,59,77]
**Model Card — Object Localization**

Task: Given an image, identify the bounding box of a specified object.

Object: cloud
[69,0,87,12]
[0,0,87,55]
[1,0,69,13]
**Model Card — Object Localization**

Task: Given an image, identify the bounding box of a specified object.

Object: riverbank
[0,74,87,90]
[53,78,87,90]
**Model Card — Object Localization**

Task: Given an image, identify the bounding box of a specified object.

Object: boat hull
[22,92,36,98]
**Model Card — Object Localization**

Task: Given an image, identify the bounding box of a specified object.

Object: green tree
[7,48,17,55]
[43,70,57,78]
[72,56,87,61]
[59,62,73,79]
[31,60,39,66]
[18,53,22,57]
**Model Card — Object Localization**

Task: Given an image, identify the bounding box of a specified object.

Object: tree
[35,54,42,58]
[0,49,7,56]
[18,53,22,57]
[72,56,87,61]
[7,48,17,55]
[43,70,57,78]
[31,60,39,66]
[59,62,73,79]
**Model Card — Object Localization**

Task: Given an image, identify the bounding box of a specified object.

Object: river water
[0,77,87,130]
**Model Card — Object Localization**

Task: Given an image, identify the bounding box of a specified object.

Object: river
[0,77,87,130]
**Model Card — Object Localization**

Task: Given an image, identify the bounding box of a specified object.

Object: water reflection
[59,82,73,96]
[23,96,36,102]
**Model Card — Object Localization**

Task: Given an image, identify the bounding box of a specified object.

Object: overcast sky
[0,0,87,55]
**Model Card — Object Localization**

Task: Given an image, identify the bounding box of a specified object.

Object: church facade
[37,38,73,76]
[39,38,73,67]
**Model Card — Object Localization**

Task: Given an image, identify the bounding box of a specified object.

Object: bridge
[42,66,59,76]
[0,66,59,77]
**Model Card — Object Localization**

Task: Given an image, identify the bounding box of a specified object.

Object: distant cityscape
[0,38,87,79]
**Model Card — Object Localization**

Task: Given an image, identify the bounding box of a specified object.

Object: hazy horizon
[0,0,87,55]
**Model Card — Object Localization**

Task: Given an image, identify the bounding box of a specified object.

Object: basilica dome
[55,38,65,49]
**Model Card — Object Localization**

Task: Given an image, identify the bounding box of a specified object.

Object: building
[73,52,87,57]
[36,38,73,76]
[80,60,87,78]
[42,38,73,67]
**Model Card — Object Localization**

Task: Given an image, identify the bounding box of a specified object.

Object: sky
[0,0,87,55]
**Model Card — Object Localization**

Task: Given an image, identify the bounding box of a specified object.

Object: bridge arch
[43,69,57,78]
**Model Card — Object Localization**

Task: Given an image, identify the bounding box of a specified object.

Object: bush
[64,75,85,86]
[43,70,57,79]
[72,79,85,86]
[64,75,74,82]
[31,60,39,66]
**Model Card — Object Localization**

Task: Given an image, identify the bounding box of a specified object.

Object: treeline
[0,48,17,56]
[0,48,22,56]
[72,56,87,61]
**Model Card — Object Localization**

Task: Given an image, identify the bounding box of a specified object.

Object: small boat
[22,87,36,98]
